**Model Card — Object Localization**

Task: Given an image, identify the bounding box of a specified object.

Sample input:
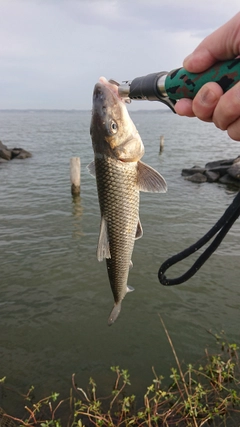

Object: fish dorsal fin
[97,217,111,261]
[135,219,143,240]
[137,160,167,193]
[87,160,96,177]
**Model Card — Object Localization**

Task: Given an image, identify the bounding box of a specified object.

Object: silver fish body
[89,77,167,325]
[95,156,140,324]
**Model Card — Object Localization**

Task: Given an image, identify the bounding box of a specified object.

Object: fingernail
[199,87,218,105]
[183,53,193,66]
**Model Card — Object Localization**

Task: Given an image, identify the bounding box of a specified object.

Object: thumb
[183,12,240,73]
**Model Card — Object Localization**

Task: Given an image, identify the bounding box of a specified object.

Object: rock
[0,140,13,160]
[12,148,32,159]
[205,170,220,182]
[205,158,236,168]
[184,173,207,183]
[0,142,32,161]
[181,167,206,176]
[182,155,240,189]
[0,141,8,150]
[11,148,22,159]
[219,174,240,187]
[228,163,240,180]
[0,148,12,160]
[0,145,12,160]
[207,165,231,176]
[233,155,240,164]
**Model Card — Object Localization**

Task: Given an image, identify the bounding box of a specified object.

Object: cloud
[0,0,239,109]
[58,0,240,33]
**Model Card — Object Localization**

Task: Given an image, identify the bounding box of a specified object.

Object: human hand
[174,12,240,141]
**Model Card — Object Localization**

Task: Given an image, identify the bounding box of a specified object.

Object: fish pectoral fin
[127,286,134,292]
[135,219,143,240]
[97,217,111,261]
[137,160,167,193]
[108,302,122,326]
[87,160,96,177]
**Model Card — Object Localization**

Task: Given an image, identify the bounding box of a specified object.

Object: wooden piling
[70,157,81,196]
[159,135,164,154]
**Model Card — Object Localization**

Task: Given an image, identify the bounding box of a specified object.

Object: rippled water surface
[0,110,240,413]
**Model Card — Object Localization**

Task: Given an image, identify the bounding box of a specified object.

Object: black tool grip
[128,72,176,111]
[129,72,164,100]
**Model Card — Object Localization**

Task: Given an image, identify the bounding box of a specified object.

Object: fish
[89,76,167,325]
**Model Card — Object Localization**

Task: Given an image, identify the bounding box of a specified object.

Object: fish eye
[109,120,118,134]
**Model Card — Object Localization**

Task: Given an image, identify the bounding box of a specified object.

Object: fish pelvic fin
[108,302,122,326]
[87,160,96,177]
[135,219,143,240]
[97,216,111,261]
[137,160,167,193]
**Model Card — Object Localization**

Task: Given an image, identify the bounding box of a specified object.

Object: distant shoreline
[0,108,171,114]
[0,109,91,113]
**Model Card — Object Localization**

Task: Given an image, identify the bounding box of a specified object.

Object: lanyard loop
[158,191,240,286]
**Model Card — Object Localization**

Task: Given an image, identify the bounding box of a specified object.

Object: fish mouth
[92,78,125,121]
[92,77,126,109]
[99,77,131,104]
[99,76,121,98]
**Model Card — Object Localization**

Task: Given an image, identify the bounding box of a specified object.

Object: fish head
[90,77,144,162]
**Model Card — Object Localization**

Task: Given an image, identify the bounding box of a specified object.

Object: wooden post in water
[70,157,81,196]
[159,135,164,154]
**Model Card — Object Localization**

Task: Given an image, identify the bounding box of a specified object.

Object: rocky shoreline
[182,155,240,188]
[0,140,32,162]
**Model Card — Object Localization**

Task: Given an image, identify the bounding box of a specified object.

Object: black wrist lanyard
[158,191,240,286]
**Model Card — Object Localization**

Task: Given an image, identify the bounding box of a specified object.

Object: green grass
[1,317,240,427]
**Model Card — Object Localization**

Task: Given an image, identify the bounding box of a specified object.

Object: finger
[227,117,240,141]
[174,99,195,117]
[183,48,217,73]
[212,81,240,130]
[183,12,240,73]
[191,82,223,122]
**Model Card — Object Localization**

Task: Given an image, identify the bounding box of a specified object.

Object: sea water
[0,110,239,414]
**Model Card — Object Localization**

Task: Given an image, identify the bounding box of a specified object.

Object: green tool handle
[165,58,240,100]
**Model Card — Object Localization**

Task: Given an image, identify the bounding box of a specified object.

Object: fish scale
[90,78,167,325]
[95,156,139,304]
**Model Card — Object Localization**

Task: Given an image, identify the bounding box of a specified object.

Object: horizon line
[0,108,170,113]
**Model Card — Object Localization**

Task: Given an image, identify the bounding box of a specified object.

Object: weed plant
[0,317,239,427]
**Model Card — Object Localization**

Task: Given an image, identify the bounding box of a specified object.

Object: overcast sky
[1,0,239,110]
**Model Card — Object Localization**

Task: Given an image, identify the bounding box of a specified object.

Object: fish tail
[108,302,122,326]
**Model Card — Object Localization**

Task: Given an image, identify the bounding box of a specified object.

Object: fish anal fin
[97,217,111,261]
[87,160,96,177]
[137,160,167,193]
[135,219,143,240]
[108,302,122,326]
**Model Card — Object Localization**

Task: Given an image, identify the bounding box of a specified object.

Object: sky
[0,0,240,110]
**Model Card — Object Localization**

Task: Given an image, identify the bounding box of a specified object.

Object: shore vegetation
[1,317,239,427]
